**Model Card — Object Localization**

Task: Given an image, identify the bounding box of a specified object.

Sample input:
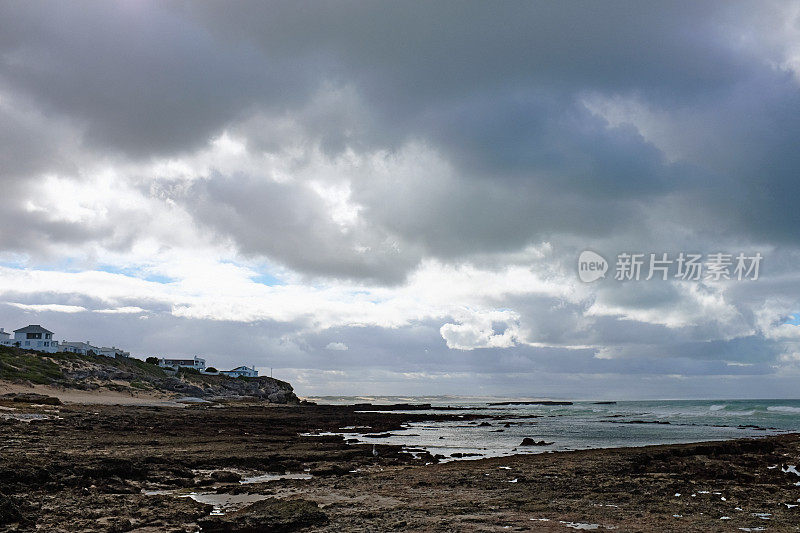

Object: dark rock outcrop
[198,498,328,532]
[520,438,553,446]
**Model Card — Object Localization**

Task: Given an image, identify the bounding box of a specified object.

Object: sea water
[303,397,800,461]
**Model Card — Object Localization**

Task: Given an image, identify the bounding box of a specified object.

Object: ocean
[304,397,800,461]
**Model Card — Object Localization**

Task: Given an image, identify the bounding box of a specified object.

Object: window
[45,334,52,339]
[25,341,30,346]
[26,333,42,339]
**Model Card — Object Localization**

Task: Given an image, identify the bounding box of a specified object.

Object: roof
[13,324,53,334]
[230,366,254,371]
[62,341,96,348]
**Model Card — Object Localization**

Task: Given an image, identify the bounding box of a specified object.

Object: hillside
[0,345,298,403]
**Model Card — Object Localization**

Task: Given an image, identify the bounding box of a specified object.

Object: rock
[267,392,287,403]
[198,498,327,532]
[5,392,62,405]
[106,517,133,532]
[0,493,21,526]
[211,470,242,483]
[309,464,351,476]
[520,438,553,446]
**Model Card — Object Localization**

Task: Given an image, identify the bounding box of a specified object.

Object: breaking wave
[767,406,800,414]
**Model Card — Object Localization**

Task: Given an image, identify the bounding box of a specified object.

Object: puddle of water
[190,468,313,485]
[0,413,51,422]
[559,521,601,530]
[144,488,270,515]
[782,465,799,476]
[240,472,312,484]
[185,492,269,514]
[143,470,313,515]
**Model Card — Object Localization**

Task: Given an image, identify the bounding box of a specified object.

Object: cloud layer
[1,1,799,397]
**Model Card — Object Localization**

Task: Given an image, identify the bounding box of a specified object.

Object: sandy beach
[1,396,799,532]
[0,382,180,407]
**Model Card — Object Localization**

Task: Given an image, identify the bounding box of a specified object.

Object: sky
[1,1,800,399]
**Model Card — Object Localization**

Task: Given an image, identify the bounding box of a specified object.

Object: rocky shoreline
[1,396,799,532]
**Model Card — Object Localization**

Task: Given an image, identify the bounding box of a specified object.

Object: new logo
[578,250,608,282]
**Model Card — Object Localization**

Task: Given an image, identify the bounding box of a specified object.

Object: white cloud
[325,342,349,351]
[440,309,524,350]
[8,303,86,313]
[93,306,147,314]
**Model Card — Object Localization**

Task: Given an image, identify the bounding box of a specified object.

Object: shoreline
[2,398,799,531]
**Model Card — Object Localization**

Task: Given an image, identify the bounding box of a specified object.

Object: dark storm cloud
[0,1,315,158]
[2,0,799,276]
[180,172,420,282]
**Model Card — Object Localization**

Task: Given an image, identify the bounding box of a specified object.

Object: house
[0,328,10,346]
[158,356,206,371]
[2,324,129,358]
[61,341,99,356]
[220,365,258,378]
[98,346,130,358]
[13,325,60,353]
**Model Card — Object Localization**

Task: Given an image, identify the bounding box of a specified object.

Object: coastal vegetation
[0,345,297,403]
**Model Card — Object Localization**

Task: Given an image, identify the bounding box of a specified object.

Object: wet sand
[1,398,799,532]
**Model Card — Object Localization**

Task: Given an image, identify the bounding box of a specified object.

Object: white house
[98,346,131,358]
[158,356,206,371]
[2,325,130,358]
[220,365,258,378]
[13,325,60,353]
[61,341,99,355]
[0,328,11,346]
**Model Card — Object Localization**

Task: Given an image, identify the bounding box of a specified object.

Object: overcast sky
[1,1,799,398]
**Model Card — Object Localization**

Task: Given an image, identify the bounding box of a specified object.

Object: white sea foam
[767,405,800,413]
